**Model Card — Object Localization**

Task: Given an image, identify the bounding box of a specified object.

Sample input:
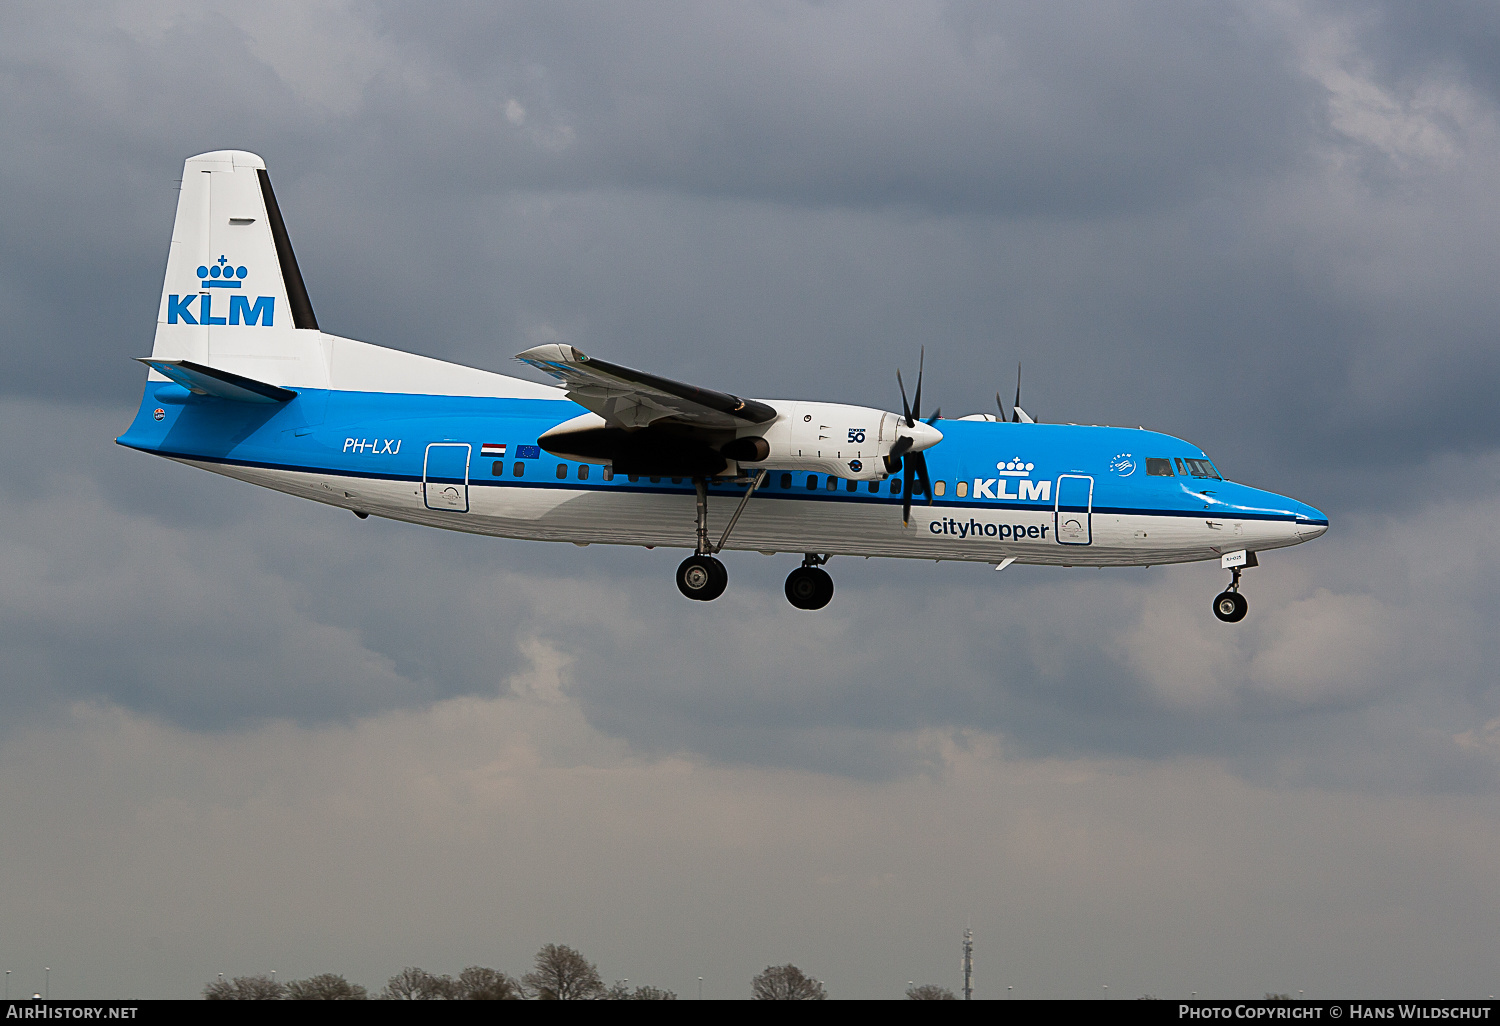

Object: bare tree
[603,981,677,1000]
[751,965,826,1000]
[203,974,286,1000]
[523,944,605,1000]
[380,967,461,1000]
[906,984,956,1000]
[457,966,521,1000]
[284,973,367,1000]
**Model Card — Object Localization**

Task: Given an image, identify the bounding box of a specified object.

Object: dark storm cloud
[2,1,1500,796]
[2,0,1496,495]
[359,1,1310,212]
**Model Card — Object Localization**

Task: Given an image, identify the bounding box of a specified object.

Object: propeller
[892,348,944,525]
[1011,362,1036,423]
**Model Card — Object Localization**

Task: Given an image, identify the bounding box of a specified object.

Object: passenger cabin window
[577,465,589,480]
[846,479,858,492]
[513,462,524,477]
[868,481,880,493]
[933,480,946,497]
[1183,458,1221,480]
[602,467,614,481]
[650,476,661,483]
[826,476,838,491]
[1146,458,1174,477]
[780,473,792,489]
[806,475,818,490]
[492,461,504,477]
[956,481,969,497]
[891,479,902,495]
[556,464,567,479]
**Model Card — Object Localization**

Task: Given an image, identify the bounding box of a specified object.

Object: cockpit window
[1182,458,1221,480]
[1146,458,1174,477]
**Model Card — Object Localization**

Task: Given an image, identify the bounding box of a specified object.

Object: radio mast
[962,927,974,1000]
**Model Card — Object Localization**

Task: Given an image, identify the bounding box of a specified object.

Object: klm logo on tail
[167,255,275,326]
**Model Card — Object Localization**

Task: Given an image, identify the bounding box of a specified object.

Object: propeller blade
[1013,362,1022,423]
[888,435,914,460]
[926,408,941,425]
[897,369,914,427]
[996,391,1007,423]
[902,455,914,525]
[911,450,934,508]
[911,347,925,424]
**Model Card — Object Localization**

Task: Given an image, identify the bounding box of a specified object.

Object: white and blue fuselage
[118,387,1326,567]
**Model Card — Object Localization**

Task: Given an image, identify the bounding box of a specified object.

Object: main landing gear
[1211,552,1258,623]
[785,554,834,610]
[676,554,728,601]
[675,472,765,602]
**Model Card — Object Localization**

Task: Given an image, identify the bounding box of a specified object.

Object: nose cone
[906,419,944,452]
[1279,495,1329,540]
[1295,508,1330,540]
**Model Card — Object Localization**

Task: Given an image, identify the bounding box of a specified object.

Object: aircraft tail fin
[148,151,325,383]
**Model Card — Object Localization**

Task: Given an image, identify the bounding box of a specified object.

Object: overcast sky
[3,0,1500,1000]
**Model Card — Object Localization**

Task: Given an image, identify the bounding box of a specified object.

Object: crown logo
[996,457,1034,477]
[196,254,246,289]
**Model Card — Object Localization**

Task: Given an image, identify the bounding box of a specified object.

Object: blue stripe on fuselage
[116,385,1323,523]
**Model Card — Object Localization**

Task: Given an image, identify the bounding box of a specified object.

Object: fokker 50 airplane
[118,151,1328,621]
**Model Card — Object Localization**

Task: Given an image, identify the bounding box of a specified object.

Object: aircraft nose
[908,419,944,452]
[1295,504,1330,540]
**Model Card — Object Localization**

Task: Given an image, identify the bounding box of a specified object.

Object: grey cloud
[4,0,1500,505]
[7,400,1497,797]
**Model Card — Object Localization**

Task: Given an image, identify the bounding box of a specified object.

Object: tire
[785,566,835,610]
[1212,591,1248,623]
[677,555,727,601]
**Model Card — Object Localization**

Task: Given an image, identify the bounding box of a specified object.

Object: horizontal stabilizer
[136,358,297,404]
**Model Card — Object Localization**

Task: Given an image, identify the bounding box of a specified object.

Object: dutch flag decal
[481,443,506,457]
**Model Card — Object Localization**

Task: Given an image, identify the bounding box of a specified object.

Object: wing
[515,345,776,429]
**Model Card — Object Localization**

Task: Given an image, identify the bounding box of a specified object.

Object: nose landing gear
[1211,552,1257,623]
[785,554,835,610]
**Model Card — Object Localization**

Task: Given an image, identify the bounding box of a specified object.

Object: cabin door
[423,443,471,512]
[1054,474,1093,545]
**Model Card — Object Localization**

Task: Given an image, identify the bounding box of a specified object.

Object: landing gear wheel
[785,566,835,610]
[1212,591,1248,623]
[676,555,727,601]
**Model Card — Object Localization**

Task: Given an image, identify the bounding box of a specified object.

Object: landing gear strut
[785,554,835,610]
[675,472,766,602]
[677,479,728,601]
[1211,553,1256,623]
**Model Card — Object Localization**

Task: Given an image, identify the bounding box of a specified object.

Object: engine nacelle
[736,401,903,480]
[537,400,939,481]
